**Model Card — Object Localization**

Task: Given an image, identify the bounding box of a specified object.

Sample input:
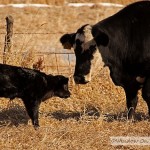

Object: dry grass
[0,0,65,5]
[68,0,139,5]
[0,1,150,150]
[0,0,139,5]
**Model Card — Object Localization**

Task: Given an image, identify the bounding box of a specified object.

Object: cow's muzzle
[73,75,89,84]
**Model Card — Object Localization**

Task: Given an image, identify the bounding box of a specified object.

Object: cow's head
[53,75,71,98]
[60,24,104,84]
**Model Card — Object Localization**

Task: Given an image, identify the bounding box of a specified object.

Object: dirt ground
[0,1,150,150]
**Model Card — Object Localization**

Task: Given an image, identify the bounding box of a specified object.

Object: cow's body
[92,1,150,85]
[60,1,150,119]
[0,63,70,128]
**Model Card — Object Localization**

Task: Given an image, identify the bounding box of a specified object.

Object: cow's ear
[92,27,109,47]
[60,33,75,49]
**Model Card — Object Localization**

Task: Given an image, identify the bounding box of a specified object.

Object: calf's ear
[92,26,109,47]
[60,33,75,49]
[63,77,69,83]
[56,75,69,83]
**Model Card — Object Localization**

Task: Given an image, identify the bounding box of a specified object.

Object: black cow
[0,63,70,128]
[60,1,150,120]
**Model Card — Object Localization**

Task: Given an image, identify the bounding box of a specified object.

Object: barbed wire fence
[0,15,75,77]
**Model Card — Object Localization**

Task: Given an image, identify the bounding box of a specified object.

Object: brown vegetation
[0,0,64,5]
[0,0,139,5]
[68,0,139,5]
[0,1,150,149]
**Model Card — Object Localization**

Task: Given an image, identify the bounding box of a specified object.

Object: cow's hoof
[34,124,40,130]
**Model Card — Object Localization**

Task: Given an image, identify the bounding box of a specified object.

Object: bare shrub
[20,50,36,68]
[33,57,45,71]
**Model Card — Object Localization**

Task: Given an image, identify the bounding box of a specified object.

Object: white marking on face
[73,33,84,50]
[73,24,93,51]
[81,38,95,50]
[78,25,104,82]
[83,25,93,43]
[84,71,92,82]
[76,33,84,42]
[84,48,104,82]
[136,76,145,84]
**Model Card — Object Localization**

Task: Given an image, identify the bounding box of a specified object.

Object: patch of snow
[0,4,51,8]
[0,2,124,8]
[67,3,95,7]
[67,2,124,8]
[0,4,6,8]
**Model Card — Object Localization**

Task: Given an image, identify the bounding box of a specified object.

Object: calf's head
[53,75,71,98]
[60,24,104,84]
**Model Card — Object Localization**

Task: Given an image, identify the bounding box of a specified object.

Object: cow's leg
[124,85,139,120]
[23,99,41,129]
[109,67,140,119]
[142,78,150,116]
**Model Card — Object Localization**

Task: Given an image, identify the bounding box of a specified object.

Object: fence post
[3,15,14,64]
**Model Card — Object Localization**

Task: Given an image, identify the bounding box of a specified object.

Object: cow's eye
[76,39,82,45]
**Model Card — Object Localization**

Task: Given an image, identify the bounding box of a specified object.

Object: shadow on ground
[0,104,149,128]
[50,105,100,121]
[101,111,149,122]
[0,105,29,127]
[49,105,149,122]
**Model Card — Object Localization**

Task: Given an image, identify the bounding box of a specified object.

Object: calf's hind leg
[23,99,41,129]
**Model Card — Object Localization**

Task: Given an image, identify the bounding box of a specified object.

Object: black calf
[0,63,70,128]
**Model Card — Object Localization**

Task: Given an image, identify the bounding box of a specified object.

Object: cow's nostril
[73,76,81,83]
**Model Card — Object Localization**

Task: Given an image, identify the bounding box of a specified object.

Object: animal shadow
[103,111,149,122]
[0,104,29,127]
[50,105,100,121]
[50,106,149,123]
